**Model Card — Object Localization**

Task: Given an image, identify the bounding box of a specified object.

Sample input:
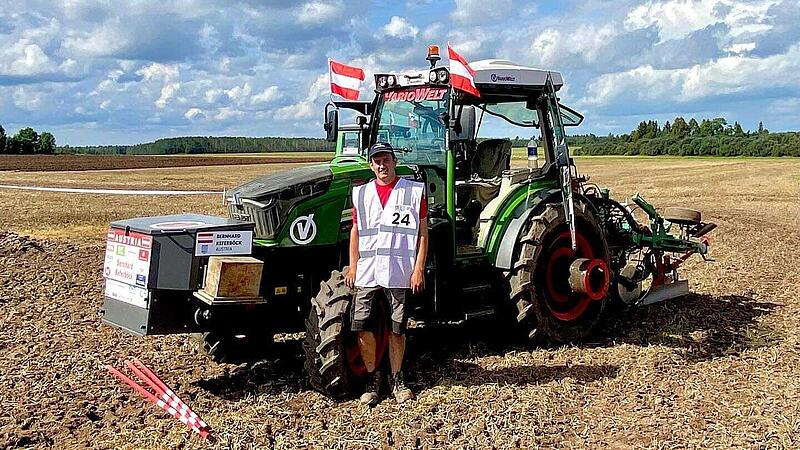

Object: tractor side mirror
[450,106,476,141]
[324,106,339,142]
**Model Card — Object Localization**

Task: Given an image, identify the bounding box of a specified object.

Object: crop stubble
[0,154,331,172]
[0,157,799,449]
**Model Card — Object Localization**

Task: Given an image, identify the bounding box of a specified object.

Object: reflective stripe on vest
[352,178,424,288]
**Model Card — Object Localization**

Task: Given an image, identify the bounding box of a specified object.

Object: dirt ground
[1,157,799,449]
[0,154,331,172]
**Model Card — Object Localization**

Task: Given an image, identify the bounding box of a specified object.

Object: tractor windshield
[374,86,449,167]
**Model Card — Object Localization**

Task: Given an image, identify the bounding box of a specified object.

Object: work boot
[391,372,413,404]
[359,370,381,406]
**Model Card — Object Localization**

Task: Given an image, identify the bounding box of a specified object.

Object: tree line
[565,117,800,157]
[0,125,56,154]
[3,116,798,157]
[59,136,334,155]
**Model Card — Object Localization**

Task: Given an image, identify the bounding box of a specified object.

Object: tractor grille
[228,200,281,239]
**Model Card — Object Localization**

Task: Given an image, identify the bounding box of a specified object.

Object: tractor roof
[465,59,564,104]
[471,59,563,90]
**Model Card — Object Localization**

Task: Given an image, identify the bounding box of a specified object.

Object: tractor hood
[226,164,335,240]
[227,165,333,200]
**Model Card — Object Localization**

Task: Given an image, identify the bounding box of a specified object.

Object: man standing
[344,142,428,406]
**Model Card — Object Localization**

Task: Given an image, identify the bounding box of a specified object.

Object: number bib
[382,205,416,229]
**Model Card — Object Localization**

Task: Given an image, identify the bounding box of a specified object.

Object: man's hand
[344,265,356,289]
[410,267,425,294]
[346,225,359,289]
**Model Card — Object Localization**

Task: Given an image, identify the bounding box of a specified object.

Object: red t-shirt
[352,177,427,225]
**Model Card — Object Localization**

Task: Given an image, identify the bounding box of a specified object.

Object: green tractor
[100,48,715,399]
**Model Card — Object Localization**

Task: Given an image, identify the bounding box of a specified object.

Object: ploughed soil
[0,158,799,449]
[0,154,329,172]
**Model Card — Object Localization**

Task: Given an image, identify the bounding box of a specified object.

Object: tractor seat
[456,138,512,210]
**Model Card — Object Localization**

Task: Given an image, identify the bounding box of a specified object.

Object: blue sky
[1,0,798,145]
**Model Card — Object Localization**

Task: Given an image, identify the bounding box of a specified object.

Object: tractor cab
[328,54,585,261]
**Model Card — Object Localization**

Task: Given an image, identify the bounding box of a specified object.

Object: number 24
[391,212,411,226]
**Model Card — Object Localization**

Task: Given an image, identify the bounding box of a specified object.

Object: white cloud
[184,107,206,120]
[625,0,780,42]
[204,88,224,104]
[133,63,181,109]
[9,43,52,75]
[380,16,419,39]
[225,82,252,105]
[451,0,513,25]
[421,22,443,41]
[155,82,180,108]
[62,22,127,58]
[582,43,800,107]
[251,86,282,105]
[136,63,179,82]
[12,86,46,111]
[510,23,649,71]
[214,106,244,121]
[447,28,488,57]
[0,41,55,76]
[274,73,329,121]
[295,1,343,25]
[727,42,756,53]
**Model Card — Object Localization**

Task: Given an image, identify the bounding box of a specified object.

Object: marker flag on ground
[329,59,365,100]
[447,44,480,98]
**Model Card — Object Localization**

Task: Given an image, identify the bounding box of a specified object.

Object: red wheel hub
[543,231,608,322]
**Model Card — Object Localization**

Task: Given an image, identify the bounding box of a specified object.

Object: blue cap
[368,142,395,160]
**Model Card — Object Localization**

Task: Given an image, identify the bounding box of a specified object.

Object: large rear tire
[509,202,611,343]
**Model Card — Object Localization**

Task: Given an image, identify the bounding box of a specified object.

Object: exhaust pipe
[568,258,610,300]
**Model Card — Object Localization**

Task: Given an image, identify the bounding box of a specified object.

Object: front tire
[303,269,353,398]
[303,268,390,399]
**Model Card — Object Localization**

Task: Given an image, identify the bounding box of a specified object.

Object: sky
[0,0,798,146]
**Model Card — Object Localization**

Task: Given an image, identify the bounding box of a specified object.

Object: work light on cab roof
[374,45,449,91]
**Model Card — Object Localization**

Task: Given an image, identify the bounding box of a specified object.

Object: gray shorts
[351,286,408,334]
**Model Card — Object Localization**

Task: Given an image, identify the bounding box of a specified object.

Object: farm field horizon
[1,156,799,448]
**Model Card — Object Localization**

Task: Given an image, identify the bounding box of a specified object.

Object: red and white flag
[447,44,480,98]
[329,59,365,100]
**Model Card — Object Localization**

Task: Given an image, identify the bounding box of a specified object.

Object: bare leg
[388,332,405,375]
[357,331,377,372]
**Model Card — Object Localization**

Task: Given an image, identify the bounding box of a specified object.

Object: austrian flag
[329,59,365,100]
[447,45,480,98]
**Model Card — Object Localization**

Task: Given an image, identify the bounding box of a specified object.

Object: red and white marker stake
[106,360,211,439]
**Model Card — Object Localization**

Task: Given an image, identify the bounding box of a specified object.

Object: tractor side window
[342,132,359,155]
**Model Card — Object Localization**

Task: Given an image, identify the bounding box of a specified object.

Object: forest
[510,117,800,157]
[57,136,334,154]
[3,116,798,157]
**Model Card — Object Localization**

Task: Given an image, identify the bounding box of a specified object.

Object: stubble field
[1,156,799,449]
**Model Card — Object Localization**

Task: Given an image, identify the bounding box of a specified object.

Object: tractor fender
[495,189,560,270]
[495,190,600,270]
